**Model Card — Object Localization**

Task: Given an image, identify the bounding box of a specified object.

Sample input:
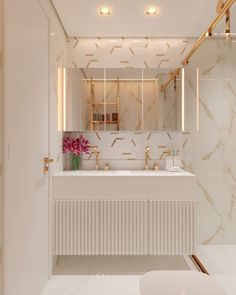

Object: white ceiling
[52,0,218,37]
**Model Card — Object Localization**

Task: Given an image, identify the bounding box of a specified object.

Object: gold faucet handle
[153,163,160,171]
[104,163,110,171]
[92,147,99,154]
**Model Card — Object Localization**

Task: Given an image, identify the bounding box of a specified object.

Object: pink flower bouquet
[63,135,90,170]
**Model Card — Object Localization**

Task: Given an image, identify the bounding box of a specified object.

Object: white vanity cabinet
[52,170,197,255]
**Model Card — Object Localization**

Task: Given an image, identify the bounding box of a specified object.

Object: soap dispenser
[165,149,181,171]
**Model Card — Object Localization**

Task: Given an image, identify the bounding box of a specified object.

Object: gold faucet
[144,146,150,170]
[92,147,100,170]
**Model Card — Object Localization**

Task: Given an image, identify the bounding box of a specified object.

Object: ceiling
[52,0,218,37]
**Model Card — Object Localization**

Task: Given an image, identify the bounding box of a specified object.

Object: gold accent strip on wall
[190,255,210,275]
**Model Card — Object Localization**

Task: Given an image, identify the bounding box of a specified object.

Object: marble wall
[182,38,236,244]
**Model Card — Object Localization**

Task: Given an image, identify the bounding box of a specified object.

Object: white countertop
[54,169,195,177]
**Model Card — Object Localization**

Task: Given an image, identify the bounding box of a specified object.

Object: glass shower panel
[182,27,236,276]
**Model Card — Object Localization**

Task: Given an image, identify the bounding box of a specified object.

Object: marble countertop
[54,169,195,177]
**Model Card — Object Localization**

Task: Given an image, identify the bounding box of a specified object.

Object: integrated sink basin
[55,169,193,177]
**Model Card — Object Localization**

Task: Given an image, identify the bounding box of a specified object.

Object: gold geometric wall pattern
[68,37,196,69]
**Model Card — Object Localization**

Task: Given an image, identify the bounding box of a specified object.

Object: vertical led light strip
[181,68,185,132]
[196,68,200,131]
[57,67,63,131]
[141,68,144,131]
[104,68,106,131]
[63,67,67,131]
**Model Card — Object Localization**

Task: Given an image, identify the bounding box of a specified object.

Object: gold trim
[182,0,235,65]
[167,132,172,140]
[161,68,180,92]
[110,45,122,54]
[144,61,149,68]
[147,133,152,140]
[131,139,137,147]
[111,137,124,147]
[160,0,236,91]
[129,47,135,55]
[190,255,209,275]
[95,132,101,140]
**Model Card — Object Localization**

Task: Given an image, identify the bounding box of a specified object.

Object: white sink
[53,168,196,200]
[55,169,194,177]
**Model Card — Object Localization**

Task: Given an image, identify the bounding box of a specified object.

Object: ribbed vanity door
[149,200,196,255]
[53,199,196,256]
[53,200,149,255]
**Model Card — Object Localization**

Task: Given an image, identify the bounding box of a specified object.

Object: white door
[3,0,50,294]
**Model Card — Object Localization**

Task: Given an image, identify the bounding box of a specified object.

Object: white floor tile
[41,276,140,295]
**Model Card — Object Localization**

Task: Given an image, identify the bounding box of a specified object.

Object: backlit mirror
[63,67,185,132]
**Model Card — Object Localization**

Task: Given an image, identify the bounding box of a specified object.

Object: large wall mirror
[63,67,187,132]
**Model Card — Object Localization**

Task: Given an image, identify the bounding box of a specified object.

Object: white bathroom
[1,1,236,295]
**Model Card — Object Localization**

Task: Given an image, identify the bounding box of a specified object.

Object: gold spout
[144,146,150,170]
[92,147,100,170]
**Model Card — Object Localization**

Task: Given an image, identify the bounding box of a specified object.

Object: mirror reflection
[64,67,184,132]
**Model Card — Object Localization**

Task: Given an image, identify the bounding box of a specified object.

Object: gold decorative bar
[182,0,235,65]
[160,0,235,91]
[160,68,180,92]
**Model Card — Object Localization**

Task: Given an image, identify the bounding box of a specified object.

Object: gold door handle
[43,157,54,173]
[44,157,54,164]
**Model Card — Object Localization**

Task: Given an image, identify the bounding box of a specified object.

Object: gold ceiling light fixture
[99,7,111,15]
[146,7,158,15]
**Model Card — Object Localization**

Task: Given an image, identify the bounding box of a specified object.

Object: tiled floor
[197,245,236,295]
[53,255,190,275]
[42,276,141,295]
[41,256,193,295]
[42,251,236,295]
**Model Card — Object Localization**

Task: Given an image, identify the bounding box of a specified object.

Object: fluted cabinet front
[53,200,196,256]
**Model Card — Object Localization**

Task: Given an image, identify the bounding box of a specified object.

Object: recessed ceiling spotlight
[100,7,111,15]
[132,40,142,43]
[146,7,158,15]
